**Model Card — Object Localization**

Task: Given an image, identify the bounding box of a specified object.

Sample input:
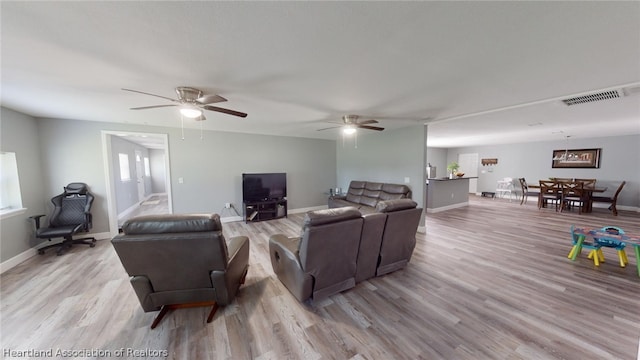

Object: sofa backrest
[355,212,387,283]
[299,207,363,299]
[345,180,412,208]
[112,213,229,292]
[375,199,422,276]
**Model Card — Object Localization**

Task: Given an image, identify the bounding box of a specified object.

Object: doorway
[102,131,173,237]
[458,153,479,194]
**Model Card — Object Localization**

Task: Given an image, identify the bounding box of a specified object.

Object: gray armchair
[111,213,249,329]
[374,199,422,276]
[269,207,363,302]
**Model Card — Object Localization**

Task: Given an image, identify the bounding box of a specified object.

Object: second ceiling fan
[122,86,248,120]
[317,115,385,133]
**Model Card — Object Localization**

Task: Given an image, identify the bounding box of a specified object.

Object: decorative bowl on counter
[455,172,465,177]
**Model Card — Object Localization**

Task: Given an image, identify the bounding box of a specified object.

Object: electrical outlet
[225,203,231,209]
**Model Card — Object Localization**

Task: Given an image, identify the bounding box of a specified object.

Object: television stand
[243,199,287,223]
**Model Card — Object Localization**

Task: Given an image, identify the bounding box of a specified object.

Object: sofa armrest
[215,236,249,306]
[269,234,313,302]
[130,275,158,312]
[328,195,347,208]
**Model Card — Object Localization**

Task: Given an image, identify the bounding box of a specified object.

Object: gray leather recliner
[269,207,363,302]
[375,199,422,276]
[111,213,249,329]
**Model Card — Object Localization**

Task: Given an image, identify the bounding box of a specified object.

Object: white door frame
[101,131,173,238]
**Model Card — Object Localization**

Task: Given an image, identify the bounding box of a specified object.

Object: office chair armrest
[29,214,47,229]
[84,212,93,229]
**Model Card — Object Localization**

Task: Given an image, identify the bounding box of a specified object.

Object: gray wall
[1,108,337,262]
[437,134,640,207]
[0,108,46,262]
[336,124,426,209]
[35,117,336,231]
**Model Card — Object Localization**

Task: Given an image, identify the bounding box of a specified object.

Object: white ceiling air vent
[561,89,623,106]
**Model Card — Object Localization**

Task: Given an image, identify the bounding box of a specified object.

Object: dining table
[529,180,607,213]
[571,226,640,277]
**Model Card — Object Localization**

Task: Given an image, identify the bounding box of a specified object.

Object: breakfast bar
[425,177,476,213]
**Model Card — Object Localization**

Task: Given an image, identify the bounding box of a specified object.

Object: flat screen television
[242,173,287,202]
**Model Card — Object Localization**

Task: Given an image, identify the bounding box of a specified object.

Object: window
[144,157,151,177]
[0,151,25,218]
[118,153,131,181]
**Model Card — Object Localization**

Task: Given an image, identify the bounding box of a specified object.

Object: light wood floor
[2,196,639,359]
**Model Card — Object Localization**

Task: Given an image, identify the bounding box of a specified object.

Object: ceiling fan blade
[203,105,248,118]
[357,125,385,131]
[197,94,227,104]
[122,88,178,102]
[130,104,178,110]
[317,126,342,131]
[358,119,379,125]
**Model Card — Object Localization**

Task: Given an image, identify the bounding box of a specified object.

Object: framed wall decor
[551,148,601,168]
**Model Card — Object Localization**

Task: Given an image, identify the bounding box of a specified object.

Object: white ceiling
[2,1,639,148]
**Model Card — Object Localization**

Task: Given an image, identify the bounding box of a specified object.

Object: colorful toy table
[571,226,640,277]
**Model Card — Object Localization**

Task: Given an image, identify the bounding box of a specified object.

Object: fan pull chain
[181,114,185,140]
[355,131,358,149]
[200,120,204,140]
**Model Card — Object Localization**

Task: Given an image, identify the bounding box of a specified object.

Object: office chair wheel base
[90,243,96,248]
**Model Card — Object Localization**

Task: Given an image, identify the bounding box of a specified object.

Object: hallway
[118,193,169,227]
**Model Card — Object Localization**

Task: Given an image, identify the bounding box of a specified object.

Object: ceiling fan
[122,86,247,120]
[317,115,385,133]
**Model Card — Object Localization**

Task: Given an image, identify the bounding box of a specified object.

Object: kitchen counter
[425,177,477,212]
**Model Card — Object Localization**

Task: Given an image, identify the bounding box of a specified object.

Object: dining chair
[568,225,604,266]
[560,181,587,214]
[517,178,539,205]
[538,180,561,210]
[591,181,626,216]
[593,226,628,268]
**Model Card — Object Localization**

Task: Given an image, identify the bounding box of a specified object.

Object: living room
[2,1,639,359]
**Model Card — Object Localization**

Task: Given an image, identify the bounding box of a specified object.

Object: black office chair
[30,182,96,256]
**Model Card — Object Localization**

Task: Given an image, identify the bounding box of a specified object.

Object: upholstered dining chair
[591,181,626,216]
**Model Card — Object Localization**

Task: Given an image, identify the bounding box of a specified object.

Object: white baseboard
[0,247,38,274]
[426,202,469,213]
[221,216,243,223]
[0,231,111,275]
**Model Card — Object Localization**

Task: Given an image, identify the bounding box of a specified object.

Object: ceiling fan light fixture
[180,107,202,118]
[343,126,357,135]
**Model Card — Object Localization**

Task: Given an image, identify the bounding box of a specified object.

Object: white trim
[0,232,111,274]
[221,216,243,223]
[0,207,27,220]
[417,226,426,233]
[0,247,38,274]
[426,202,469,213]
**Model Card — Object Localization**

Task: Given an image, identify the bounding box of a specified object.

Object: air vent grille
[562,90,622,106]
